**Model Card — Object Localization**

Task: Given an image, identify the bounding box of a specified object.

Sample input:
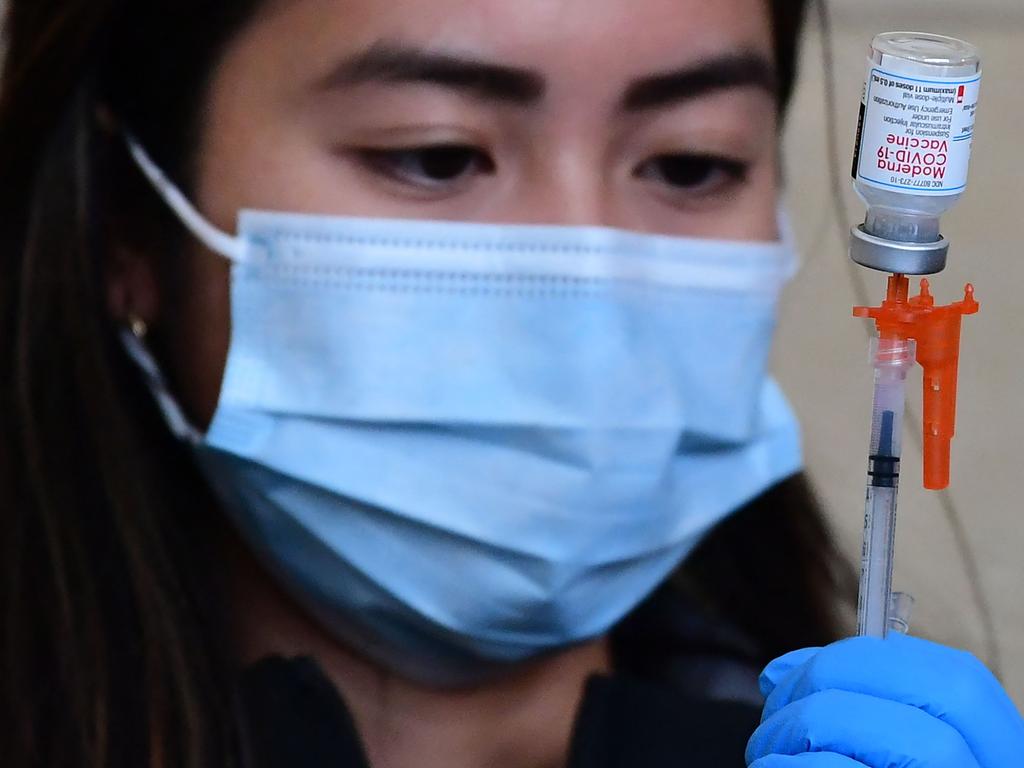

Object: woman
[1,1,1021,767]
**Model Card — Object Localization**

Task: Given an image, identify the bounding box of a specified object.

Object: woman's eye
[358,145,495,188]
[635,154,748,195]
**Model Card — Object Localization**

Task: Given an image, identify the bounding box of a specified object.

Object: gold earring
[128,314,149,339]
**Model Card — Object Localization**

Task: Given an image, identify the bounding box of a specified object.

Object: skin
[111,0,780,766]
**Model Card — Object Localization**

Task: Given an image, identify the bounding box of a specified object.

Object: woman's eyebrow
[317,42,545,105]
[621,52,779,111]
[316,43,776,112]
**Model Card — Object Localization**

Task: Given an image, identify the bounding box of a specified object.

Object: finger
[758,646,820,699]
[747,689,980,768]
[749,754,868,768]
[761,634,1023,766]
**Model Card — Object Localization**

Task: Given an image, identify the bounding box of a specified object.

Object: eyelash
[357,144,494,189]
[633,154,749,196]
[354,144,749,197]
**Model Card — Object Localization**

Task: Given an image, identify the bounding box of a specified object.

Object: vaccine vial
[850,32,981,274]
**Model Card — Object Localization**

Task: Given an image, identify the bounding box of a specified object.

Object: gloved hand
[745,634,1024,767]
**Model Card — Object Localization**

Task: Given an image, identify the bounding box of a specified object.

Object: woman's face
[150,0,780,425]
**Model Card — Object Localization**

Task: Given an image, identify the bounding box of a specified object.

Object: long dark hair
[0,2,853,767]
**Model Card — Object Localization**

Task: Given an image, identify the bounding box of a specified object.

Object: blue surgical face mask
[124,140,803,687]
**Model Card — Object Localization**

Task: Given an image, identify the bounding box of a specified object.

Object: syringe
[848,31,982,639]
[858,336,913,638]
[854,276,978,638]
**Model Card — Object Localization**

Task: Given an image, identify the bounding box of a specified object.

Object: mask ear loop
[120,329,204,445]
[125,136,248,263]
[120,135,231,445]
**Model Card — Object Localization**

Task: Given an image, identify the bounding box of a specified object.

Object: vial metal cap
[850,225,949,275]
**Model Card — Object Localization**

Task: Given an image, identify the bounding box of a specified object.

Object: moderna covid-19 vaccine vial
[850,32,981,274]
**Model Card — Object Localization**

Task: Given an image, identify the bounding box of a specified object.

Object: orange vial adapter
[854,274,978,490]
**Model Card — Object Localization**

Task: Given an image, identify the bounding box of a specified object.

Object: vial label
[852,63,981,195]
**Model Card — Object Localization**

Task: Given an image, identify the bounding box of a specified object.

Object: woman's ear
[106,246,160,331]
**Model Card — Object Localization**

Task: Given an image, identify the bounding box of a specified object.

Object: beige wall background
[1,0,1021,705]
[779,1,1024,706]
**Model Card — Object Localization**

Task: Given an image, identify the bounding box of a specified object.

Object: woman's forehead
[239,0,775,87]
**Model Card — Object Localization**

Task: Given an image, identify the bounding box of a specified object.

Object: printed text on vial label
[856,69,980,195]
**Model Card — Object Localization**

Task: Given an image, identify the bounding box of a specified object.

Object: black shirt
[237,656,762,767]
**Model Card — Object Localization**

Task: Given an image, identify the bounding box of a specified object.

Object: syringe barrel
[867,337,913,463]
[850,32,982,273]
[858,337,914,638]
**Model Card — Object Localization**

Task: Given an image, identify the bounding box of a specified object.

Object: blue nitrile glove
[745,634,1024,767]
